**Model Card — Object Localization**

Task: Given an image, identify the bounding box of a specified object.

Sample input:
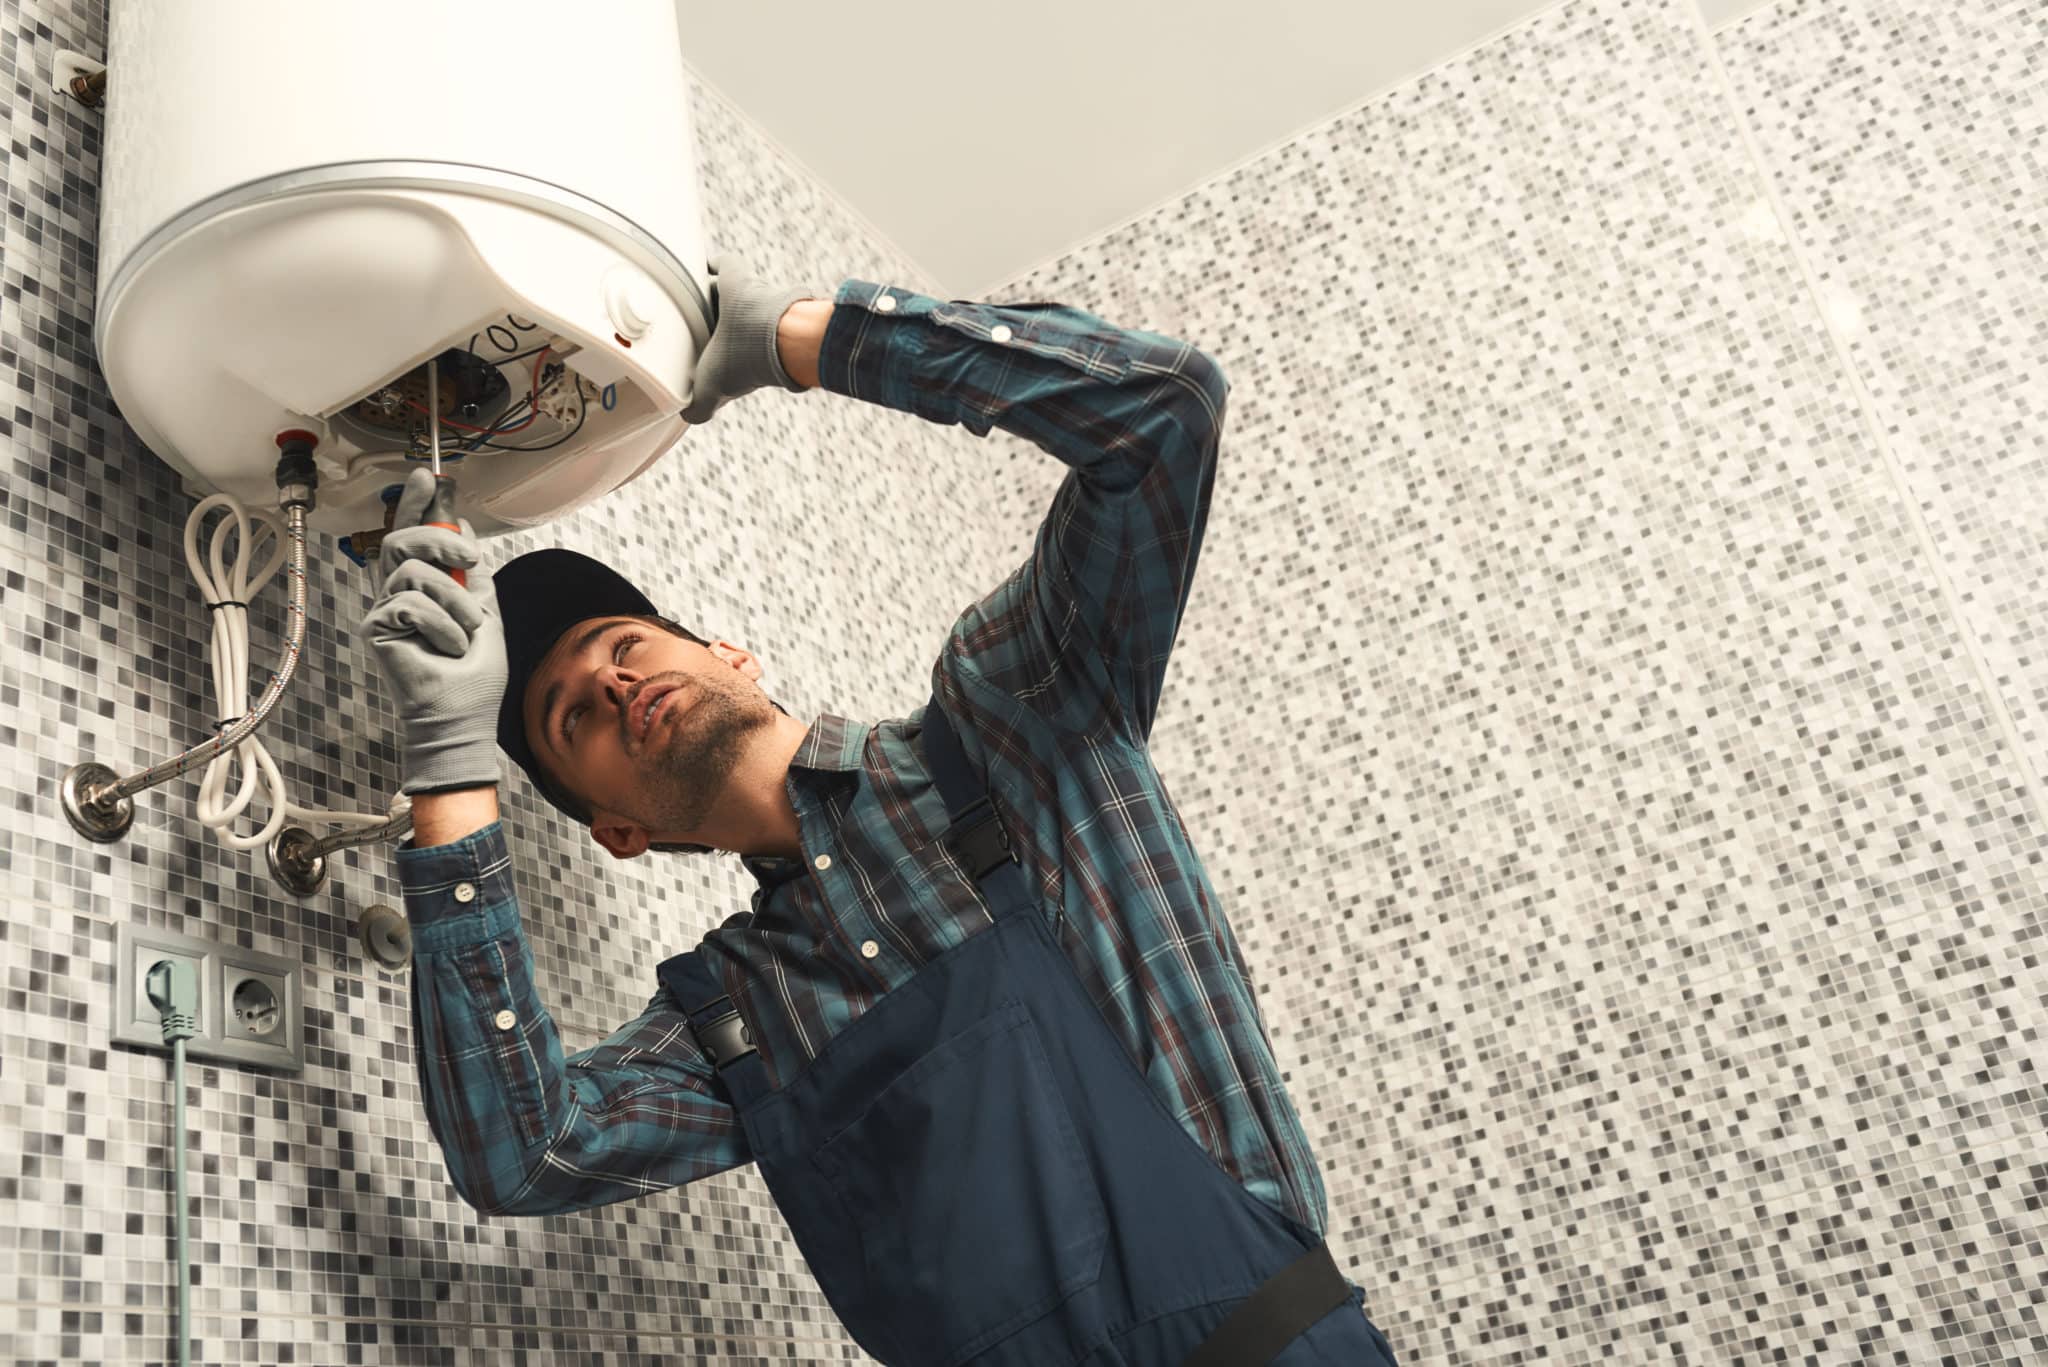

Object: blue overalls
[659,694,1400,1367]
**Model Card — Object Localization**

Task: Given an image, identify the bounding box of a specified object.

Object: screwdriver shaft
[421,354,466,586]
[427,354,443,479]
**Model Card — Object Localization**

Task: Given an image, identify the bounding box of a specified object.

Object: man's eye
[563,634,641,745]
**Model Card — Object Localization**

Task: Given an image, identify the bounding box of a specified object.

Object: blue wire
[601,383,617,411]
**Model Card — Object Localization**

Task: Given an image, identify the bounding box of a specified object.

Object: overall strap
[656,948,771,1109]
[919,690,1023,893]
[659,691,1021,1111]
[1182,1241,1351,1367]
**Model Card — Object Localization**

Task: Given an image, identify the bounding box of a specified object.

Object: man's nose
[600,665,640,716]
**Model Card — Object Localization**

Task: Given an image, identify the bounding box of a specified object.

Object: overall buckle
[694,996,757,1069]
[943,796,1017,882]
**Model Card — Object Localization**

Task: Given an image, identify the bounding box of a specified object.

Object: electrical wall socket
[225,967,288,1040]
[114,923,303,1072]
[114,926,216,1046]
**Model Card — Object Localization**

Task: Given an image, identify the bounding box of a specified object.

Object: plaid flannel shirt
[398,279,1328,1240]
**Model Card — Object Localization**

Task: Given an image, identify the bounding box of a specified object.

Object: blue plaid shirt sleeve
[399,820,749,1216]
[817,280,1229,741]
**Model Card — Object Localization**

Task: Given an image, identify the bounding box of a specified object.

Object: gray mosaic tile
[464,1324,869,1365]
[0,895,474,1353]
[976,0,2046,1361]
[1717,0,2048,890]
[3,0,990,1360]
[6,0,2045,1361]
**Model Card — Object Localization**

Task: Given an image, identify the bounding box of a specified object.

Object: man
[365,253,1399,1366]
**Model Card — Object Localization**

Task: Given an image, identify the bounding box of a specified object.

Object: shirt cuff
[394,818,523,949]
[817,278,940,405]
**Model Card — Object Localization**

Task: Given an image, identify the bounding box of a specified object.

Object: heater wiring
[477,376,588,452]
[407,347,551,437]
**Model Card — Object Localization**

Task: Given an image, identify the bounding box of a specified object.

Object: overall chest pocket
[813,998,1107,1367]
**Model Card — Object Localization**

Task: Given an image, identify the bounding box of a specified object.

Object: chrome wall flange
[266,825,329,895]
[61,762,134,842]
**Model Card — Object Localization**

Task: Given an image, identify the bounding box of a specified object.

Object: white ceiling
[676,0,1784,298]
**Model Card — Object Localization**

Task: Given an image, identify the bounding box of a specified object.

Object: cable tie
[212,716,244,734]
[206,599,248,612]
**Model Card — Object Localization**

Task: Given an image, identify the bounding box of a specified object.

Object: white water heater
[94,0,711,541]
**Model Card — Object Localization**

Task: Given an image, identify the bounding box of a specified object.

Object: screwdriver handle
[426,475,467,588]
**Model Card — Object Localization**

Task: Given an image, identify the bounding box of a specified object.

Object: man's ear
[707,639,765,683]
[591,813,651,860]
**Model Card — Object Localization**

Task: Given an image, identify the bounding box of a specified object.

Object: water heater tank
[94,0,712,538]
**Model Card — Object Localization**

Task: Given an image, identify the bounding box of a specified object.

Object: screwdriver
[423,355,467,588]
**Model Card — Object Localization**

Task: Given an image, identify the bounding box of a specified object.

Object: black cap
[493,547,658,821]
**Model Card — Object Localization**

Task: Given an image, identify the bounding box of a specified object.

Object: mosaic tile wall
[3,0,997,1362]
[973,0,2046,1362]
[3,0,2043,1364]
[1717,0,2048,856]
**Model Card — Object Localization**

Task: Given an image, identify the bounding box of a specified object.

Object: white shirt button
[990,325,1013,343]
[860,940,879,959]
[494,1009,516,1031]
[813,854,831,871]
[453,882,476,903]
[875,293,896,312]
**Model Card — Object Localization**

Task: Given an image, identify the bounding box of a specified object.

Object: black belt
[1181,1242,1351,1367]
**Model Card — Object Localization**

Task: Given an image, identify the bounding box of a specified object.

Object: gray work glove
[362,467,506,795]
[679,250,823,425]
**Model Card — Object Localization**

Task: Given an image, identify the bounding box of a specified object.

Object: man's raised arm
[400,821,750,1215]
[363,468,749,1215]
[778,280,1228,743]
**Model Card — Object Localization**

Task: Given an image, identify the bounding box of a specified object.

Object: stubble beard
[633,671,774,835]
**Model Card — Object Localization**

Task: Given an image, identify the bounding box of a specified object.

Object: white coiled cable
[183,494,396,850]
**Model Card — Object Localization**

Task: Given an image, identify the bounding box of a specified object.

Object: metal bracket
[52,49,106,109]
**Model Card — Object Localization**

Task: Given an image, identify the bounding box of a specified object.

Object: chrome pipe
[305,805,413,860]
[267,803,414,896]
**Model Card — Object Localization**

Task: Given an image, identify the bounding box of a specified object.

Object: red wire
[407,347,554,435]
